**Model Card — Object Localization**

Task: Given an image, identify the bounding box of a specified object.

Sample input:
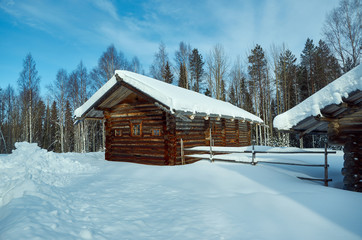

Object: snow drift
[0,142,95,206]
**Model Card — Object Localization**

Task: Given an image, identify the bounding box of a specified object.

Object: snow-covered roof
[274,64,362,130]
[74,70,263,123]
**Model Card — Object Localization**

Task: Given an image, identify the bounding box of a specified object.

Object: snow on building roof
[74,70,263,123]
[273,64,362,130]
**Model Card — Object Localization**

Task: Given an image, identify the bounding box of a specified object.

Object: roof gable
[74,71,263,123]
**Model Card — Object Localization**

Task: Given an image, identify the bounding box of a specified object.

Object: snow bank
[274,64,362,130]
[1,144,362,240]
[0,142,95,207]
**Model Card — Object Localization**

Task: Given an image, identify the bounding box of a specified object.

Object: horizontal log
[176,118,204,123]
[112,134,165,139]
[176,133,206,140]
[109,119,164,125]
[111,139,165,145]
[111,109,163,117]
[112,105,160,112]
[112,102,156,109]
[111,152,166,158]
[176,126,205,131]
[109,115,164,121]
[110,142,165,148]
[111,148,165,156]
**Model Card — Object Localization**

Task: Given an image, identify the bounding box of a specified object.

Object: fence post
[181,138,185,165]
[252,140,256,165]
[209,128,213,162]
[324,142,328,186]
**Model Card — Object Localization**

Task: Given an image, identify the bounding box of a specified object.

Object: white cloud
[89,0,119,21]
[0,0,340,72]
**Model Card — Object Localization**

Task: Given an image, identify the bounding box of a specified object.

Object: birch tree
[323,0,361,72]
[48,69,68,152]
[150,42,169,81]
[17,53,41,143]
[68,62,90,152]
[206,44,229,100]
[90,44,122,90]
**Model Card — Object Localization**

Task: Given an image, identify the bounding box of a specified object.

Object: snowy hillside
[1,143,362,240]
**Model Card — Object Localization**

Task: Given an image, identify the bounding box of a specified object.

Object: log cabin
[273,64,362,192]
[74,70,263,165]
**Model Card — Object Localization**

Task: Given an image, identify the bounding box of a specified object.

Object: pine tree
[278,49,297,111]
[189,48,204,92]
[42,101,51,150]
[50,101,60,152]
[228,84,237,105]
[0,88,6,153]
[64,100,74,152]
[178,63,187,88]
[300,38,316,97]
[248,44,267,118]
[174,41,191,89]
[315,40,341,90]
[163,61,174,84]
[204,88,211,97]
[34,100,45,147]
[248,44,269,145]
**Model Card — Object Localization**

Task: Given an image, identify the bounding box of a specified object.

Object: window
[114,129,122,137]
[152,129,161,136]
[131,122,142,136]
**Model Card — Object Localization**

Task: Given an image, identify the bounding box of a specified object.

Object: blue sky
[0,0,339,94]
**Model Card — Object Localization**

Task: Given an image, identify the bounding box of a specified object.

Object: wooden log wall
[175,116,206,165]
[178,117,251,165]
[239,121,251,146]
[105,94,168,165]
[341,136,362,192]
[165,113,177,165]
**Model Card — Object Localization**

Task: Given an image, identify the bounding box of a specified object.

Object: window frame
[151,128,162,136]
[130,121,142,137]
[114,128,122,137]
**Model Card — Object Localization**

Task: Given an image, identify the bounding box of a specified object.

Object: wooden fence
[183,140,336,187]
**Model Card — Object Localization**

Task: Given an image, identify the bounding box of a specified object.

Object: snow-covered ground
[1,142,361,240]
